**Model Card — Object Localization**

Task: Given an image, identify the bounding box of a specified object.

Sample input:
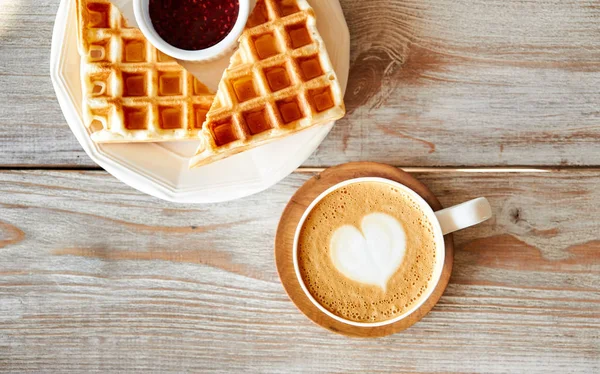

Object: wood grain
[275,162,454,337]
[1,0,600,370]
[0,169,598,372]
[1,0,600,167]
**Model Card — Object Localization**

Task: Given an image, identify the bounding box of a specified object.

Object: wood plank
[0,1,92,167]
[0,170,598,372]
[1,0,600,167]
[312,0,600,167]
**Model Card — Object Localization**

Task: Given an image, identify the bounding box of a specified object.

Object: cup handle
[434,197,492,235]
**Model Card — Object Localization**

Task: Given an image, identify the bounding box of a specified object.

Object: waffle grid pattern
[76,0,214,142]
[190,0,346,168]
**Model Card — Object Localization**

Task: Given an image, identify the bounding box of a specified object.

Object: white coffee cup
[292,177,492,328]
[111,0,250,62]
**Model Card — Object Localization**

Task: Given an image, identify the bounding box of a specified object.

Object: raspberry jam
[149,0,240,51]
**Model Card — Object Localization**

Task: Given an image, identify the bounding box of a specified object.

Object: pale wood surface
[1,170,599,373]
[2,0,600,372]
[1,0,600,166]
[275,162,454,338]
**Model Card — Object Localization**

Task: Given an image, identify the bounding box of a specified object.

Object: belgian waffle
[189,0,346,168]
[75,0,215,142]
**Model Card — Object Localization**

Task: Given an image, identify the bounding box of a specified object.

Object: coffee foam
[297,181,438,323]
[330,212,407,291]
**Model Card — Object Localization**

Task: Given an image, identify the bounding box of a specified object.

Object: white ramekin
[133,0,250,62]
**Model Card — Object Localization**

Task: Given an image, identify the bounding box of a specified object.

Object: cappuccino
[297,181,439,323]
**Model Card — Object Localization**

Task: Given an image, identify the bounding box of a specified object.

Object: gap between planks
[4,165,600,173]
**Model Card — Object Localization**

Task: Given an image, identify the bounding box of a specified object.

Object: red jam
[149,0,239,51]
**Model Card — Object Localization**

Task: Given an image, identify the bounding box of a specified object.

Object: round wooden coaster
[275,162,454,338]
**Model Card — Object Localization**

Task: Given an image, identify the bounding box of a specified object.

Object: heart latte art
[330,213,407,291]
[297,181,439,323]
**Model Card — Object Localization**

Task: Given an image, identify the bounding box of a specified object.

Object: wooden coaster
[275,162,454,338]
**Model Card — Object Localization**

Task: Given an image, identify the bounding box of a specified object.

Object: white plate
[50,0,349,203]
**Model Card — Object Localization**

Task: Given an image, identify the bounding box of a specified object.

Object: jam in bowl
[133,0,250,61]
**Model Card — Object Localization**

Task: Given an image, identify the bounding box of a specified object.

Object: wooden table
[1,0,599,372]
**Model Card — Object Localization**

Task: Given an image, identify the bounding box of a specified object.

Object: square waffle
[189,0,346,168]
[75,0,215,142]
